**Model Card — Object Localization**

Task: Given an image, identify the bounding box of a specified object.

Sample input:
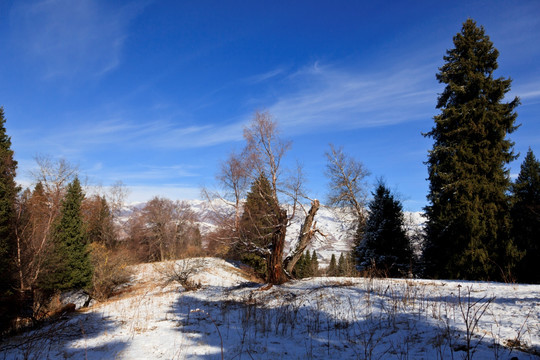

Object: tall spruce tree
[0,107,19,333]
[510,149,540,283]
[424,19,520,280]
[357,183,412,277]
[41,177,92,291]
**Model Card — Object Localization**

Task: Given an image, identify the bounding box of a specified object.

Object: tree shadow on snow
[0,310,128,359]
[169,281,539,360]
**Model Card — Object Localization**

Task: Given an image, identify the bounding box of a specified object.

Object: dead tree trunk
[283,199,321,276]
[266,208,288,285]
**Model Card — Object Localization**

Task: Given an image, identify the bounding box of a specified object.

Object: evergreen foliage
[353,222,364,272]
[310,250,319,276]
[0,107,19,333]
[41,178,92,291]
[304,250,311,265]
[337,253,347,276]
[357,183,412,277]
[423,19,520,280]
[241,253,267,278]
[235,173,277,277]
[300,251,311,278]
[327,254,338,276]
[239,173,277,245]
[293,251,317,278]
[511,149,540,283]
[293,252,306,278]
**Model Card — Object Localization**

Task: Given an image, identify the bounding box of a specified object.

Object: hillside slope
[2,258,539,359]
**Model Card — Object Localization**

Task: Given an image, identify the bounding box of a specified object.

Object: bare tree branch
[325,143,370,227]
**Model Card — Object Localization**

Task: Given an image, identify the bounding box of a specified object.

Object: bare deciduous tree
[31,155,79,215]
[202,150,250,243]
[218,151,249,230]
[107,180,129,219]
[325,143,370,229]
[128,197,201,262]
[82,195,116,246]
[243,112,291,196]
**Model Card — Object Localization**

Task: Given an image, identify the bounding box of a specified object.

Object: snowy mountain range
[120,200,426,266]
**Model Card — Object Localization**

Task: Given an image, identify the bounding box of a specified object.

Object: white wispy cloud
[514,83,540,102]
[243,68,286,84]
[16,59,440,156]
[508,78,540,107]
[101,164,200,182]
[520,90,540,100]
[46,118,244,152]
[9,0,146,79]
[267,62,438,133]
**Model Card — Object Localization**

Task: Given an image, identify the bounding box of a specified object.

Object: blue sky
[1,0,539,211]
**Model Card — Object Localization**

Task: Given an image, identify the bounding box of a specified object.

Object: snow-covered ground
[2,258,539,359]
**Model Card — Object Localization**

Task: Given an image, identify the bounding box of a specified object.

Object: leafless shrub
[504,305,537,356]
[457,285,495,360]
[89,242,133,301]
[359,260,390,279]
[155,259,205,291]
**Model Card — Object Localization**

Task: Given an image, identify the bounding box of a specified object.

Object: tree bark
[283,200,320,276]
[266,208,288,285]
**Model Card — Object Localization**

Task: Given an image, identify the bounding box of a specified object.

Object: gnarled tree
[214,111,322,284]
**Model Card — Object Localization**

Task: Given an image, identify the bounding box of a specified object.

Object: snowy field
[1,257,539,359]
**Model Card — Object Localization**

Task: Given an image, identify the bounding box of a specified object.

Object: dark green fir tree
[357,183,412,277]
[235,173,277,277]
[293,252,303,278]
[511,149,540,283]
[327,254,338,276]
[293,252,306,278]
[0,107,19,334]
[239,174,276,245]
[423,19,520,280]
[337,253,347,276]
[41,177,92,291]
[296,251,312,278]
[310,250,319,277]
